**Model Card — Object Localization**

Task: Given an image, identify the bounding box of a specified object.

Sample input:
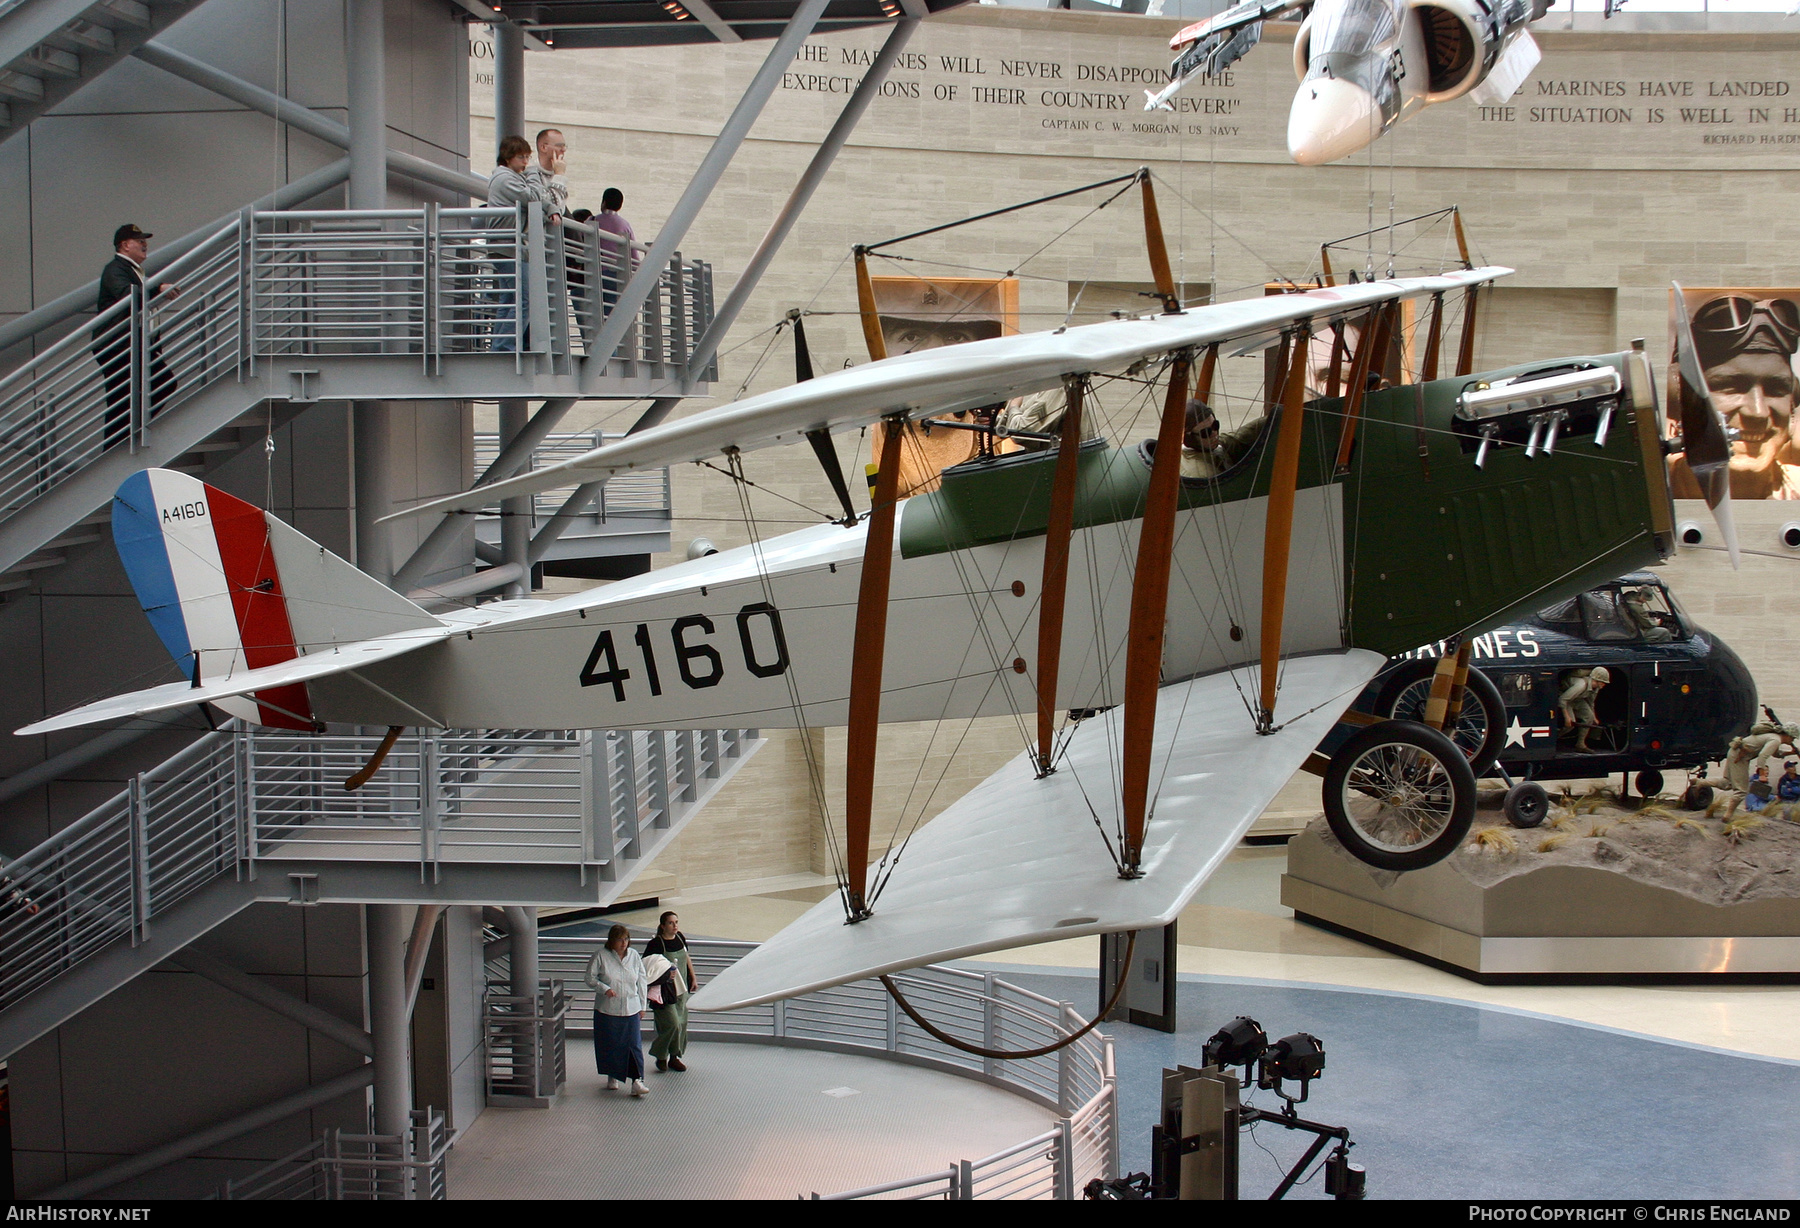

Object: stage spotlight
[1259,1032,1326,1103]
[1202,1016,1267,1071]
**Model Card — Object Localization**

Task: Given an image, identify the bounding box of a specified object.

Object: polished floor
[445,1042,1054,1200]
[996,968,1800,1200]
[544,845,1800,1200]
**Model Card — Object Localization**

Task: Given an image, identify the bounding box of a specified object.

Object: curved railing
[537,933,1117,1200]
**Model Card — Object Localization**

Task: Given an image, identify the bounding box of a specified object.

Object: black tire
[1634,769,1665,798]
[1681,783,1715,811]
[1503,781,1551,828]
[1323,720,1478,871]
[1377,661,1507,779]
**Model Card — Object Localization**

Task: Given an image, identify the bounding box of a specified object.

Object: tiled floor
[446,1042,1055,1200]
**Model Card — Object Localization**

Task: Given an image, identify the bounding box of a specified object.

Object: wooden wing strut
[1118,350,1194,873]
[843,416,906,918]
[1258,329,1314,731]
[1034,378,1085,776]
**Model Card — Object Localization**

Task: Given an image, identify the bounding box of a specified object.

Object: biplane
[19,182,1741,1016]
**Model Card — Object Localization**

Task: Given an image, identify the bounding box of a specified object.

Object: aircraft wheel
[1378,662,1507,778]
[1503,781,1551,828]
[1323,720,1477,871]
[1635,769,1665,798]
[1681,783,1714,811]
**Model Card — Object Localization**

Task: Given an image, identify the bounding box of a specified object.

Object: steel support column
[345,0,386,212]
[354,401,393,583]
[498,400,531,598]
[367,904,412,1137]
[503,905,538,1002]
[494,21,525,155]
[578,0,830,391]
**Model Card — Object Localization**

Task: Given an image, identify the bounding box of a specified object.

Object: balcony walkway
[446,1041,1057,1200]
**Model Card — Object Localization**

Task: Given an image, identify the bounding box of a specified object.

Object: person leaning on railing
[93,224,181,450]
[486,136,554,353]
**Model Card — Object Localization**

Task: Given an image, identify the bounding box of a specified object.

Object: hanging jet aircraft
[18,262,1741,1013]
[1146,0,1552,165]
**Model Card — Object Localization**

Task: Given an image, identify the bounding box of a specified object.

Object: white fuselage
[1287,0,1426,165]
[317,486,1349,731]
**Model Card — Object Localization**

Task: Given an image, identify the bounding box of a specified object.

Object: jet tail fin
[109,469,443,730]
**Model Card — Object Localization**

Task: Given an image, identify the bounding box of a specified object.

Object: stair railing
[0,722,756,1024]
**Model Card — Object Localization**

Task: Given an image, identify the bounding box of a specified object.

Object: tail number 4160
[578,603,790,702]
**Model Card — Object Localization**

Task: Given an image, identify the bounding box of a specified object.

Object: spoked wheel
[1323,720,1477,871]
[1379,663,1507,779]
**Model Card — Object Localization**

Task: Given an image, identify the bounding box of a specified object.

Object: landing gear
[1502,780,1551,828]
[1322,720,1477,871]
[1682,783,1715,811]
[1634,769,1665,798]
[1377,661,1507,778]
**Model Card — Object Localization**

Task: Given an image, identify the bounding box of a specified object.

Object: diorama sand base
[1281,791,1800,977]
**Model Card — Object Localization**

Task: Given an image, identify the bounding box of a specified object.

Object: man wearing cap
[1558,666,1610,753]
[93,225,180,450]
[1622,587,1674,644]
[1671,293,1800,501]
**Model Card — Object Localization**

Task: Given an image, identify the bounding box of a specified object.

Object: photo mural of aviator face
[1668,288,1800,502]
[868,276,1020,497]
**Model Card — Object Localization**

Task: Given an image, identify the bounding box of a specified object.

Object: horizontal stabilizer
[384,270,1507,522]
[15,625,456,736]
[691,649,1385,1012]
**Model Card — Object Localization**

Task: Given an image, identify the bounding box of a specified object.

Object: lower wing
[690,647,1384,1011]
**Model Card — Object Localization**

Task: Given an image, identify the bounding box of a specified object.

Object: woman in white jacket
[585,924,650,1096]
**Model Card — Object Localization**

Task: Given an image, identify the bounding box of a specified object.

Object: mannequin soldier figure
[1623,588,1674,644]
[1559,666,1611,753]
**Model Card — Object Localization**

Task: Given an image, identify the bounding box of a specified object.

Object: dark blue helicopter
[1322,571,1757,832]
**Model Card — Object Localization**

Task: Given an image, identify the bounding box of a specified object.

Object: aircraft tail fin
[111,469,442,730]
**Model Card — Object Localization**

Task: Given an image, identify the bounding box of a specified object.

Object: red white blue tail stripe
[112,470,315,730]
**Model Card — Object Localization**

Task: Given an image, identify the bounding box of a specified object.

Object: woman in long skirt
[644,911,699,1073]
[585,924,649,1096]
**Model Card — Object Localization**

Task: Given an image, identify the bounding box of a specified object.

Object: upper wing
[385,269,1507,522]
[689,648,1384,1012]
[14,624,457,736]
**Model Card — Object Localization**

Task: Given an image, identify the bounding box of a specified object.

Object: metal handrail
[0,723,756,1021]
[529,932,1117,1200]
[0,206,715,548]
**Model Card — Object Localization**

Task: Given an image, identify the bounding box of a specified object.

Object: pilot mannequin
[1180,399,1263,480]
[1623,588,1674,644]
[1559,666,1610,752]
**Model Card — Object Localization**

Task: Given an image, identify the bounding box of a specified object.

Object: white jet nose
[1287,75,1380,166]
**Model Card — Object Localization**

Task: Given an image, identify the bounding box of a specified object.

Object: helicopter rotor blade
[1671,282,1741,569]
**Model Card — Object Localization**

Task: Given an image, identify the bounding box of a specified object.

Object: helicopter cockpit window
[1579,590,1639,643]
[1620,584,1683,642]
[1536,597,1582,626]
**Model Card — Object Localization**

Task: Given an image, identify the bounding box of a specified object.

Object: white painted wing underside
[389,269,1509,520]
[15,625,456,736]
[690,648,1385,1012]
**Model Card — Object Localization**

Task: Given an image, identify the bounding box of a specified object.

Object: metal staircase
[0,722,760,1061]
[0,0,209,142]
[0,203,715,593]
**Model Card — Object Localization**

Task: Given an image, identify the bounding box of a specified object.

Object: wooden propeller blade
[1035,379,1085,775]
[1119,351,1193,871]
[843,418,906,917]
[1258,330,1313,728]
[344,725,405,792]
